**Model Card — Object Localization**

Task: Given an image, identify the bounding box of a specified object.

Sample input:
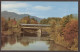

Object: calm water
[1,33,70,51]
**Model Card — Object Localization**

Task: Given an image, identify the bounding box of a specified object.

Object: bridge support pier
[37,29,41,37]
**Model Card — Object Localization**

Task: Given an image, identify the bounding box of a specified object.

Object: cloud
[1,2,34,15]
[34,6,52,10]
[36,16,46,18]
[1,2,30,10]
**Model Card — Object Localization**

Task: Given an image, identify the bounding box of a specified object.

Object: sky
[1,1,78,18]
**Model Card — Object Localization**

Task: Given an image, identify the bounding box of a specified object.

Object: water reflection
[1,34,70,51]
[7,36,16,45]
[1,36,8,48]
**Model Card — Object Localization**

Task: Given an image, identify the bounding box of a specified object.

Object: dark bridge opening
[41,32,49,37]
[21,28,39,37]
[21,32,37,37]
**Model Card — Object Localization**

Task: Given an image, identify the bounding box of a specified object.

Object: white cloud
[34,6,52,10]
[1,2,30,10]
[36,16,46,18]
[1,2,34,15]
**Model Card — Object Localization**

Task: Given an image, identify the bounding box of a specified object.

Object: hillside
[1,11,42,22]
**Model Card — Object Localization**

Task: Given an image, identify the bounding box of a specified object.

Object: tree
[60,14,73,27]
[40,18,48,24]
[8,17,10,21]
[63,19,78,44]
[1,17,8,31]
[27,15,30,24]
[20,16,30,24]
[31,18,38,24]
[49,20,56,29]
[60,14,74,35]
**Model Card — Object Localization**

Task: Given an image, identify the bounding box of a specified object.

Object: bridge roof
[20,24,50,27]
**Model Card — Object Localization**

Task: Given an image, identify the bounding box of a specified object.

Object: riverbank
[45,26,78,51]
[49,32,78,51]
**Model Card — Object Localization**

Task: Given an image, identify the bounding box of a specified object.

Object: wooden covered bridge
[20,24,51,37]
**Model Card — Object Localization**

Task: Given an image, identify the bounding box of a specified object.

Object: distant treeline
[1,16,38,31]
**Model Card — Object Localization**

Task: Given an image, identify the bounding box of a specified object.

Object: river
[1,33,70,51]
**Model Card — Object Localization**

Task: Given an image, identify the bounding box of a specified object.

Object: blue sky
[1,1,78,18]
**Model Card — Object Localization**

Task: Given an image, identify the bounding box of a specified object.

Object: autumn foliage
[63,19,78,43]
[1,17,8,31]
[40,14,78,50]
[1,14,78,51]
[20,16,38,24]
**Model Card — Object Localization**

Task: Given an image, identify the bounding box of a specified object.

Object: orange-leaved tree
[63,19,78,44]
